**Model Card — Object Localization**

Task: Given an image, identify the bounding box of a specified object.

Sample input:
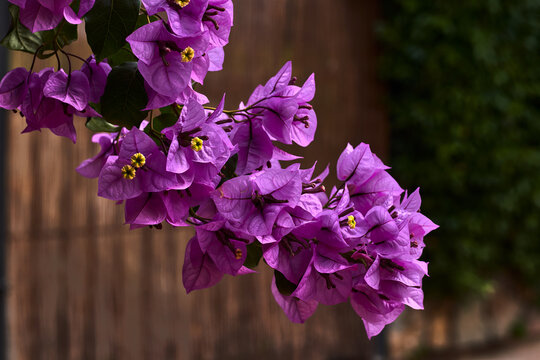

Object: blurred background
[2,0,540,359]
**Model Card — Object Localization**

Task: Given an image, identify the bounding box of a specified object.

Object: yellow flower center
[181,46,195,63]
[347,215,356,229]
[121,165,136,180]
[191,137,203,151]
[175,0,190,7]
[234,248,243,260]
[130,152,146,168]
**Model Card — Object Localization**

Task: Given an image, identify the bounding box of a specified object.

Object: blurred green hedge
[378,0,540,300]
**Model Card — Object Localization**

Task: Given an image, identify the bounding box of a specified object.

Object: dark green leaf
[152,113,178,133]
[159,104,182,115]
[85,0,141,61]
[106,45,137,67]
[39,22,78,58]
[274,270,297,296]
[101,62,148,128]
[243,242,263,269]
[1,6,42,54]
[85,117,121,133]
[221,154,238,179]
[143,113,177,143]
[1,6,78,57]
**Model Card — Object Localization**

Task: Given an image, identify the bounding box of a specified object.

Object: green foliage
[101,62,148,128]
[150,113,177,133]
[1,5,78,59]
[85,117,120,133]
[84,0,141,61]
[244,242,263,269]
[378,0,540,299]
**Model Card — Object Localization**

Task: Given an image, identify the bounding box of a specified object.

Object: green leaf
[106,44,138,67]
[152,113,178,132]
[101,62,148,128]
[274,270,297,296]
[39,23,78,58]
[159,104,182,115]
[1,6,78,57]
[85,117,121,133]
[143,113,177,142]
[85,0,141,61]
[1,6,42,54]
[221,154,238,178]
[243,242,263,269]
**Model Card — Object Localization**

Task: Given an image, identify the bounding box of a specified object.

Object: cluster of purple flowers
[0,0,437,338]
[127,0,233,107]
[76,61,436,337]
[0,56,110,142]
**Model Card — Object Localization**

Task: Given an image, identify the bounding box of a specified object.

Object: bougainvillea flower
[126,20,209,98]
[212,168,302,235]
[182,235,224,293]
[20,68,78,142]
[162,98,233,185]
[142,0,208,37]
[337,143,388,185]
[292,249,354,306]
[80,56,111,103]
[349,170,403,215]
[196,223,250,275]
[245,61,317,145]
[124,191,168,228]
[263,238,313,284]
[271,275,318,323]
[231,119,274,175]
[0,67,29,110]
[77,131,125,178]
[17,0,65,32]
[203,0,234,49]
[98,128,186,200]
[350,284,405,339]
[43,69,90,111]
[62,0,96,24]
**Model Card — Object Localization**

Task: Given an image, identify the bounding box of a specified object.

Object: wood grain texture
[6,1,386,359]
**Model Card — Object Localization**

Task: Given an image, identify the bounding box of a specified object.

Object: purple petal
[207,47,224,71]
[118,127,159,161]
[166,136,190,173]
[232,121,273,175]
[337,143,379,183]
[255,169,302,206]
[271,275,318,323]
[350,288,404,339]
[78,0,96,17]
[81,57,111,103]
[263,61,292,94]
[124,192,167,225]
[76,133,115,178]
[138,54,191,98]
[290,108,316,147]
[182,236,223,294]
[0,67,28,110]
[126,21,165,65]
[43,70,89,111]
[19,1,64,33]
[163,190,190,226]
[63,6,82,24]
[97,156,143,200]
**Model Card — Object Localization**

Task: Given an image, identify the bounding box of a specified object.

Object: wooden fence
[5,1,387,359]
